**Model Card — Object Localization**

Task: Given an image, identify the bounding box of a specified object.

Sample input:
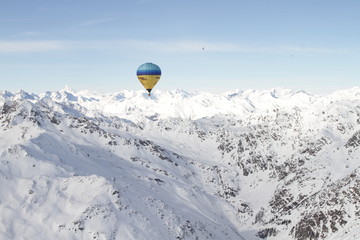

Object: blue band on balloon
[136,69,161,75]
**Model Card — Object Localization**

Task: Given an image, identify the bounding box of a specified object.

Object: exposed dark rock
[345,130,360,148]
[256,228,278,239]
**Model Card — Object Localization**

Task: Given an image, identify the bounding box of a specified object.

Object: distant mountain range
[0,87,359,240]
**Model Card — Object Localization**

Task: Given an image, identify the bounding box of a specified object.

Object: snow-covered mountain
[0,87,359,240]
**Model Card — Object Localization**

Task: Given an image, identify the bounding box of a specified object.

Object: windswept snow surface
[0,87,359,240]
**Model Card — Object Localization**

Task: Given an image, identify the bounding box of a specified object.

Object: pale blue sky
[0,0,359,94]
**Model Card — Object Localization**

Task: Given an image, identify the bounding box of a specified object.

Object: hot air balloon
[136,62,161,96]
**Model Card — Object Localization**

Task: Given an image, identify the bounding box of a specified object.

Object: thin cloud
[0,41,72,53]
[0,39,349,55]
[278,45,349,54]
[78,18,114,27]
[0,17,30,22]
[21,31,41,36]
[13,31,41,37]
[115,40,349,54]
[114,40,244,52]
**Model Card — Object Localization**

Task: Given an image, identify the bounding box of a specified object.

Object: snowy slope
[0,87,359,240]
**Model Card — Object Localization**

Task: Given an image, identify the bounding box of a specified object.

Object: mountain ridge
[2,87,359,121]
[0,87,359,239]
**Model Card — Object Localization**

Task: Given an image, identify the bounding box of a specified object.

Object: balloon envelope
[136,63,161,94]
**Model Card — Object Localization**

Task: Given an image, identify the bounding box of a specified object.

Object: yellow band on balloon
[137,75,161,90]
